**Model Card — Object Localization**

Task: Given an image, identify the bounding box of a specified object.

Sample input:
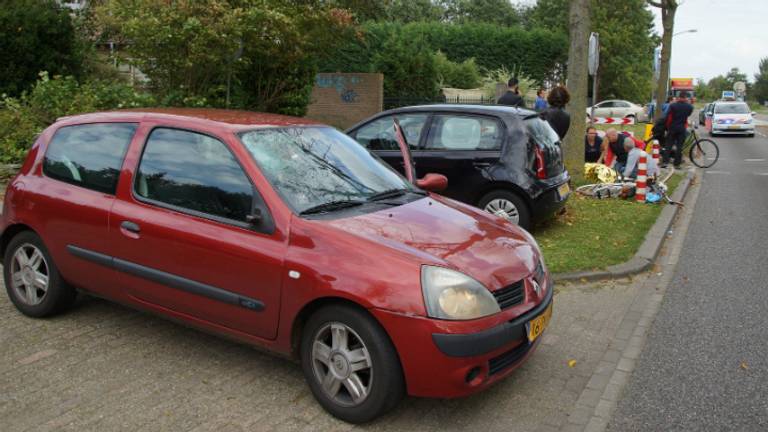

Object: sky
[514,0,767,83]
[650,0,767,83]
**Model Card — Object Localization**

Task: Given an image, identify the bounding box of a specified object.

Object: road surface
[609,126,768,430]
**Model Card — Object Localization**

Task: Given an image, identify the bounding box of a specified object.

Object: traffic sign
[588,33,599,76]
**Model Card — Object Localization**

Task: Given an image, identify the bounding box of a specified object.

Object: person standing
[663,91,694,168]
[534,89,548,111]
[497,77,525,108]
[543,85,570,140]
[584,126,603,163]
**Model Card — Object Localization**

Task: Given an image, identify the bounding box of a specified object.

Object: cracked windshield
[240,127,415,214]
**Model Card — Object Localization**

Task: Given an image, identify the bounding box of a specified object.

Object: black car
[699,102,714,125]
[346,105,570,229]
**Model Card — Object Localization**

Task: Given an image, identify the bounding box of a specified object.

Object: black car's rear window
[524,117,560,151]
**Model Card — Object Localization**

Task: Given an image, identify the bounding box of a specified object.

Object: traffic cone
[636,152,647,203]
[652,140,660,167]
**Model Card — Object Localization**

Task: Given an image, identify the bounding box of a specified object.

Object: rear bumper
[531,173,570,221]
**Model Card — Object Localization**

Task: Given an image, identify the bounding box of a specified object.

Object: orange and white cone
[652,139,660,166]
[636,152,647,203]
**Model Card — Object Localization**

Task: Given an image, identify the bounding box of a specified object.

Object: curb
[553,168,696,283]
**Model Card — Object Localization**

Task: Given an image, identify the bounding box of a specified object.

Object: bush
[319,21,568,85]
[435,51,482,89]
[0,0,84,97]
[0,73,154,164]
[371,31,441,99]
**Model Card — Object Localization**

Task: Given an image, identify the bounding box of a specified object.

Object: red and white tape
[593,117,635,125]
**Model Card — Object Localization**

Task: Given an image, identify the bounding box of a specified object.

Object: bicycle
[650,124,719,168]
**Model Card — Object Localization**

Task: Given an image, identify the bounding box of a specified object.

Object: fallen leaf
[568,359,577,368]
[740,361,749,370]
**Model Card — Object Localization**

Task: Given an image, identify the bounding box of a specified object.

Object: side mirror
[752,112,757,117]
[416,173,448,192]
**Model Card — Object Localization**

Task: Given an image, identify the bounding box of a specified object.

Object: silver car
[586,99,648,122]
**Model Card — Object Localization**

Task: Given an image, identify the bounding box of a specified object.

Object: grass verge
[533,172,683,274]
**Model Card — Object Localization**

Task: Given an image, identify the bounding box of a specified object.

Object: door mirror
[752,112,757,117]
[416,173,448,192]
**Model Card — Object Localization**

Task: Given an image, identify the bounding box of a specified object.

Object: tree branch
[646,0,664,8]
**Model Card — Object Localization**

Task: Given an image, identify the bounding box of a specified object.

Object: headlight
[421,266,500,320]
[745,118,753,124]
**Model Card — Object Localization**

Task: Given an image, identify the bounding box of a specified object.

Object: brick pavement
[0,269,656,432]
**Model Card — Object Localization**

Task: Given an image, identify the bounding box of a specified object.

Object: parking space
[0,274,650,432]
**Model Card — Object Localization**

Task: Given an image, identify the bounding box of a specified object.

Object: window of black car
[240,127,415,214]
[425,115,503,151]
[43,123,136,195]
[353,114,427,150]
[135,128,255,224]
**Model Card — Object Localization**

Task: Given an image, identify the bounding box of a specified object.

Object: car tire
[626,114,636,123]
[3,231,76,318]
[478,190,531,230]
[300,304,404,424]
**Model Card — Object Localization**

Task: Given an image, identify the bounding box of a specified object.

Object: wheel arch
[290,296,385,359]
[0,223,36,263]
[473,181,532,211]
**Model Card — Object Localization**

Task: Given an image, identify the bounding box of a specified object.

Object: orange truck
[670,78,695,102]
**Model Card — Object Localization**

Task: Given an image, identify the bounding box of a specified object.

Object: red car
[0,109,553,423]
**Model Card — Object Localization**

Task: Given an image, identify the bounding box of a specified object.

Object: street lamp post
[666,29,698,97]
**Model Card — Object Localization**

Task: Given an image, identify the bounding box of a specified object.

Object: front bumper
[372,281,553,398]
[713,124,754,134]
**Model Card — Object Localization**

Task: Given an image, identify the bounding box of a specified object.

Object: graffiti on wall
[316,75,362,103]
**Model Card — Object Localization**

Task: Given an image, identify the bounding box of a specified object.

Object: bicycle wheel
[689,138,719,168]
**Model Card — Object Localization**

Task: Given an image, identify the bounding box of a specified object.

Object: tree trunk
[563,0,591,179]
[651,0,678,121]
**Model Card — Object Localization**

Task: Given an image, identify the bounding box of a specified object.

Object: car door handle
[473,162,491,168]
[120,221,141,234]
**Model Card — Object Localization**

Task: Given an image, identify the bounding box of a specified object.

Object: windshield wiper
[367,188,428,202]
[299,200,365,215]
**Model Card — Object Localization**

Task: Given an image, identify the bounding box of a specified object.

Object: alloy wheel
[10,243,50,306]
[311,322,373,407]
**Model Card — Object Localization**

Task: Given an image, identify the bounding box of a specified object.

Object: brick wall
[305,73,383,129]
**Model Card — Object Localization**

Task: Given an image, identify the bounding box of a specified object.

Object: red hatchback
[0,109,553,423]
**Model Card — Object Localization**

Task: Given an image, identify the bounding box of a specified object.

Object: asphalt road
[609,126,768,430]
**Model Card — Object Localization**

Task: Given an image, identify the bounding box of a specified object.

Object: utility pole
[563,0,591,179]
[647,0,679,121]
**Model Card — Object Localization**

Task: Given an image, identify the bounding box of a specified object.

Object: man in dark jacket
[663,92,694,168]
[497,77,525,108]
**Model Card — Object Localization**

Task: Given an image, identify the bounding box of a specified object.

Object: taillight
[534,146,547,179]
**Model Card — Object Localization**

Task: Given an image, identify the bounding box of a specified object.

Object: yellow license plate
[527,302,553,343]
[558,183,570,198]
[729,125,741,129]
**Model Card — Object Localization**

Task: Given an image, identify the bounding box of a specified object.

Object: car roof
[55,108,323,130]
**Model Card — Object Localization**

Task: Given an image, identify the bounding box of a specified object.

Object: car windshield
[240,127,415,214]
[715,104,749,114]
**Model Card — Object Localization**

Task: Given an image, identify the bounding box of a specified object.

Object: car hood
[325,195,539,291]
